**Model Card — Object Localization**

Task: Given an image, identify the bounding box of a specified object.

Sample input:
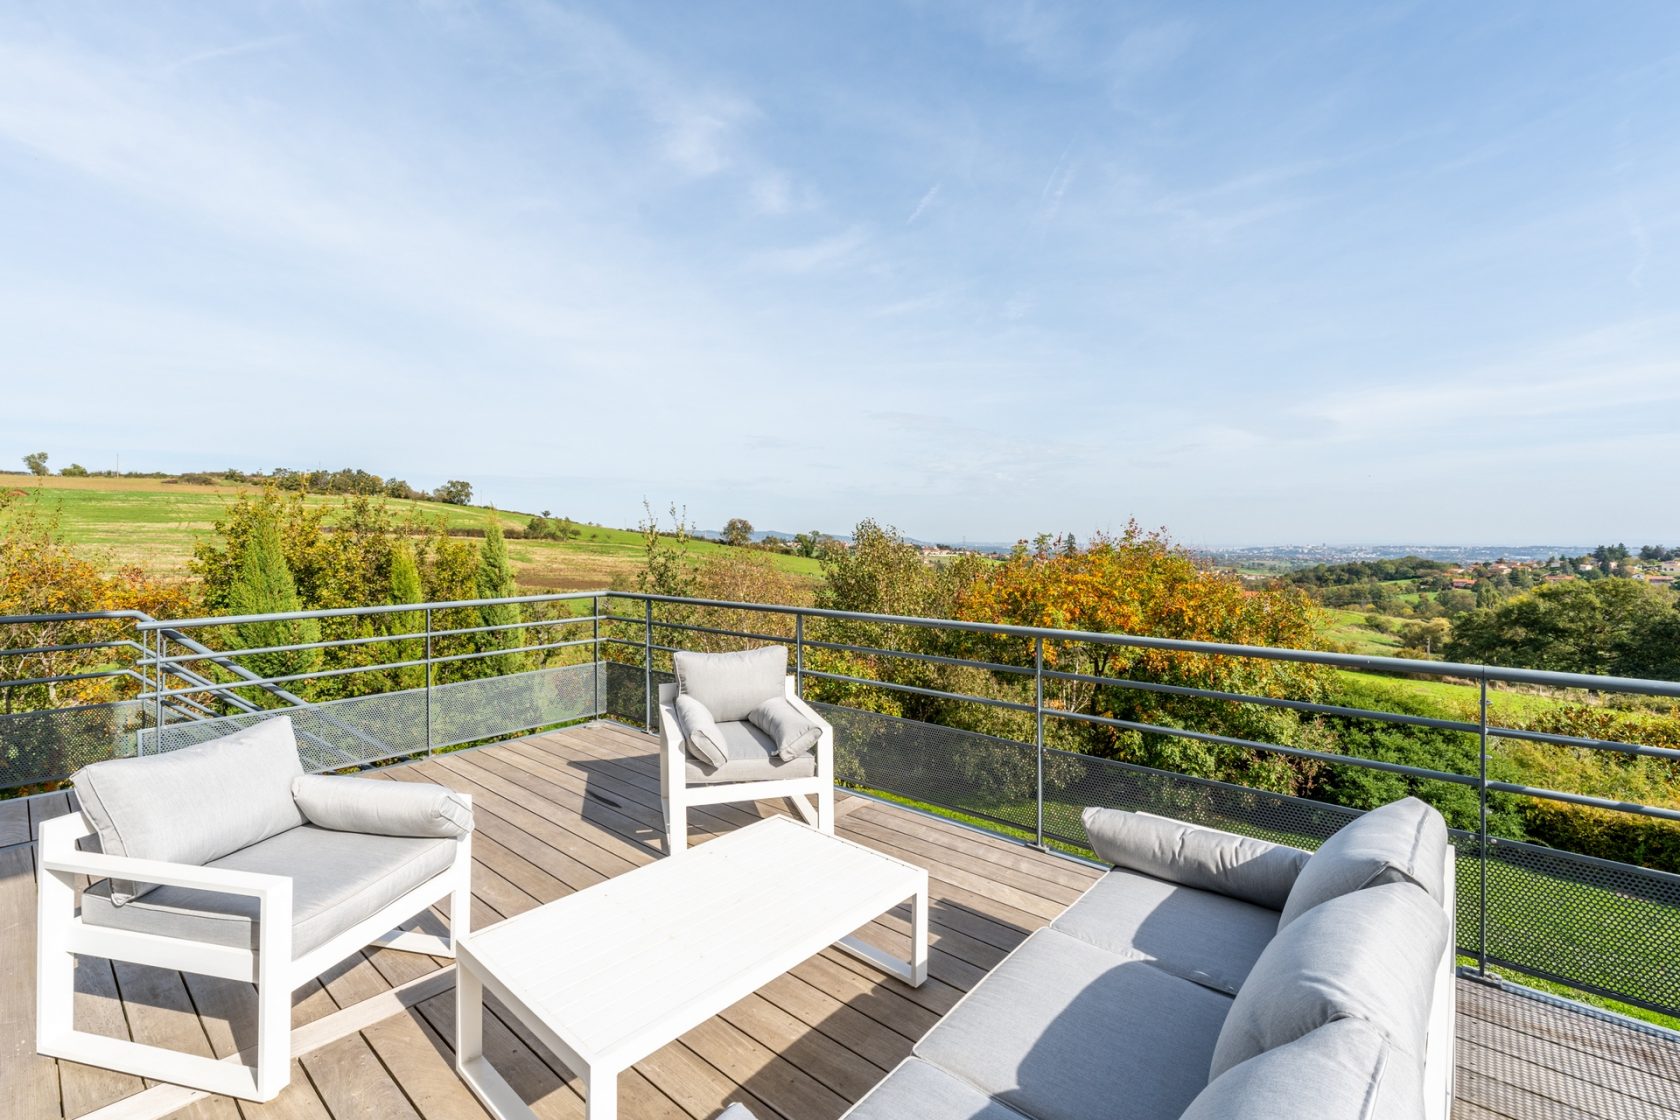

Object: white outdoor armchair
[656,647,834,854]
[36,716,473,1102]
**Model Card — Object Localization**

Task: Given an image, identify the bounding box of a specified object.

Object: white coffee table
[455,815,929,1120]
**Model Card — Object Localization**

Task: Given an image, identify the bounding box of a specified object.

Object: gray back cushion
[674,693,729,768]
[1184,1019,1423,1120]
[673,646,787,722]
[73,716,306,905]
[292,775,473,838]
[1082,807,1308,911]
[1209,882,1447,1079]
[1279,796,1449,928]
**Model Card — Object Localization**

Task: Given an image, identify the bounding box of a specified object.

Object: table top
[458,816,926,1067]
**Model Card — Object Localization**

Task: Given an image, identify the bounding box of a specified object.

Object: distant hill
[1203,543,1600,569]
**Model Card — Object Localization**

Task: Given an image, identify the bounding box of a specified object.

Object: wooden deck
[2,722,1677,1120]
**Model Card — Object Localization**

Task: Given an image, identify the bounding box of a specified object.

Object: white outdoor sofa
[37,715,474,1102]
[722,796,1456,1120]
[657,646,834,854]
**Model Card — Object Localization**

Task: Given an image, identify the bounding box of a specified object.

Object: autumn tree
[722,518,754,547]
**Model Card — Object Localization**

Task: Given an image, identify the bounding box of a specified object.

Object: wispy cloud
[906,182,942,224]
[749,226,869,273]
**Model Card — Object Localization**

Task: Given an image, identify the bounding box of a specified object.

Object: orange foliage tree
[957,523,1332,793]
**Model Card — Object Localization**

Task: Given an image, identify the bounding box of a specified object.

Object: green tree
[59,463,88,477]
[434,480,473,505]
[22,452,48,476]
[1447,579,1680,679]
[722,518,754,547]
[387,540,426,690]
[228,513,322,689]
[475,520,521,675]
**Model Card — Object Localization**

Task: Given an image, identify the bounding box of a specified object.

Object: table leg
[457,963,484,1069]
[583,1064,620,1120]
[910,880,929,988]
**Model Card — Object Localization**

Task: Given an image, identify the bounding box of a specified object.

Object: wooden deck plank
[0,842,62,1120]
[0,795,32,847]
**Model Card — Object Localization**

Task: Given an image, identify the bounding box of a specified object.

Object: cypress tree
[229,514,321,688]
[476,521,521,675]
[388,540,426,690]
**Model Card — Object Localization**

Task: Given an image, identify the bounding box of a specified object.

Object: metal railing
[3,590,1678,1021]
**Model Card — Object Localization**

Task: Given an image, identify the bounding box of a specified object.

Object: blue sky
[2,3,1677,546]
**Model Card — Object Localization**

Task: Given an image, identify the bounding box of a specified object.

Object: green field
[3,475,822,591]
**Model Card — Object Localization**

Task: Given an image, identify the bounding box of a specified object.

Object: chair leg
[665,797,687,855]
[35,866,76,1050]
[254,963,291,1100]
[817,782,835,834]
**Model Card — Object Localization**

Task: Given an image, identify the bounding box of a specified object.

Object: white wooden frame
[657,677,834,854]
[455,816,927,1120]
[36,799,473,1102]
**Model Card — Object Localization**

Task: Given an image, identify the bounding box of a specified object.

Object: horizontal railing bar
[805,637,1037,678]
[0,639,138,659]
[800,668,1038,712]
[645,618,793,645]
[1045,706,1484,786]
[602,593,1680,698]
[0,668,128,689]
[426,636,599,668]
[1484,723,1680,762]
[139,591,602,631]
[141,614,604,666]
[1040,666,1485,735]
[1484,781,1680,822]
[0,610,152,625]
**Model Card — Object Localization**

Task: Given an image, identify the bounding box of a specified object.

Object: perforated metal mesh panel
[141,663,601,771]
[0,700,146,787]
[600,660,666,727]
[814,703,1680,1019]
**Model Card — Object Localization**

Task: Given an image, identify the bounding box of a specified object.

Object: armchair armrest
[38,813,292,903]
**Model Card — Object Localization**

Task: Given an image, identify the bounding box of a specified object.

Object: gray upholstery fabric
[1081,808,1308,911]
[916,928,1232,1120]
[1209,882,1447,1079]
[1184,1019,1423,1120]
[1279,796,1448,929]
[73,716,305,906]
[846,1058,1032,1120]
[82,824,457,958]
[673,646,787,722]
[1050,868,1281,995]
[683,720,819,784]
[674,694,729,768]
[292,775,472,838]
[747,696,821,761]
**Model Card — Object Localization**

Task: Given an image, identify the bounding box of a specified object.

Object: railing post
[1035,635,1045,849]
[644,598,654,732]
[592,596,601,719]
[424,607,434,756]
[1477,669,1490,978]
[795,612,805,699]
[149,628,164,756]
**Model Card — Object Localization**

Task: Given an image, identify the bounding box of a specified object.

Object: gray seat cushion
[915,928,1232,1120]
[82,824,457,958]
[73,716,306,906]
[1209,882,1447,1079]
[1183,1019,1423,1120]
[673,646,787,721]
[292,775,473,838]
[1081,808,1307,910]
[846,1058,1031,1120]
[684,720,819,784]
[1279,796,1448,929]
[1050,869,1281,995]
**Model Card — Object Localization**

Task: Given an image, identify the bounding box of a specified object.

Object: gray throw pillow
[73,716,306,905]
[1278,796,1449,929]
[674,694,729,768]
[1081,807,1308,911]
[1209,882,1447,1080]
[292,775,473,838]
[1184,1019,1423,1120]
[747,696,822,761]
[673,646,787,722]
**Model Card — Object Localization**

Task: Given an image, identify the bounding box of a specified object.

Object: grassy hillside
[3,475,822,591]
